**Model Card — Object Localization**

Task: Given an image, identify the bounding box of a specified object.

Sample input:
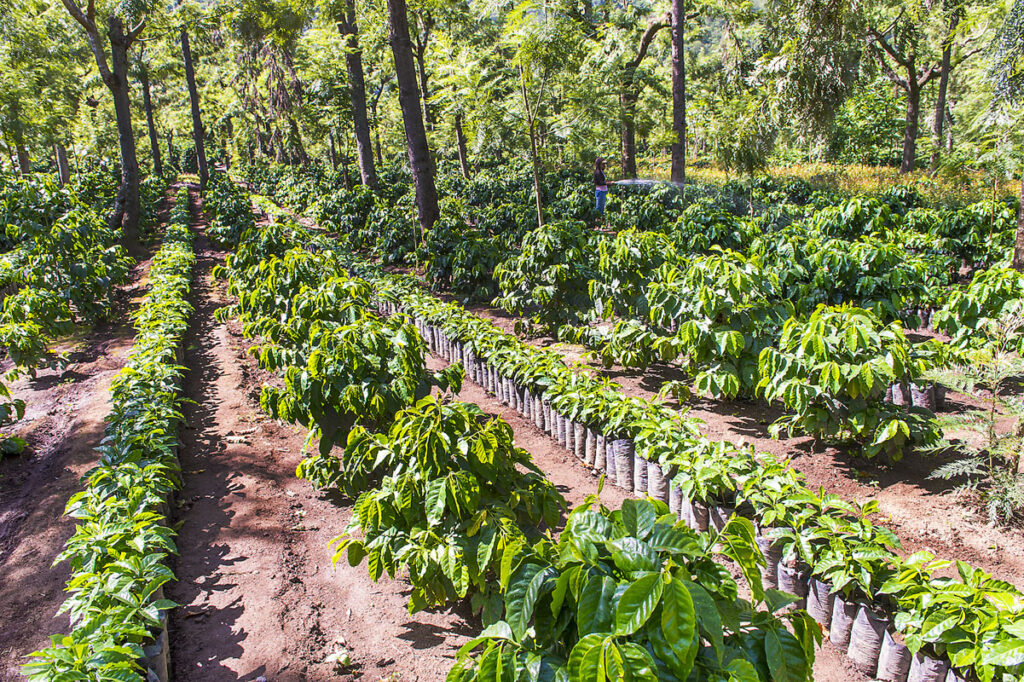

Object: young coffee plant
[449,497,820,682]
[758,304,941,460]
[329,398,564,618]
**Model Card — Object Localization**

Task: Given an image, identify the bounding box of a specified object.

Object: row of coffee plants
[210,192,820,681]
[0,169,146,455]
[358,265,1024,682]
[240,170,1024,678]
[23,188,196,681]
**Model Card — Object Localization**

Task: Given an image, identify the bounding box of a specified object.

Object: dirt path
[0,205,166,680]
[456,301,1024,588]
[167,195,471,681]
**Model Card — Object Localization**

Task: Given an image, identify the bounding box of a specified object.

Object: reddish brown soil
[459,302,1024,589]
[0,194,170,680]
[167,199,471,682]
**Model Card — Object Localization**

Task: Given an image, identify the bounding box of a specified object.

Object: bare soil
[0,196,169,680]
[167,197,469,682]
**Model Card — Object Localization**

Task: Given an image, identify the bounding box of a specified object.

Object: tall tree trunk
[670,0,686,184]
[620,91,638,178]
[412,15,433,128]
[455,113,471,180]
[15,144,29,174]
[415,49,432,128]
[139,62,162,176]
[387,0,439,236]
[223,115,233,170]
[930,12,958,172]
[1013,174,1024,271]
[167,131,176,167]
[108,16,141,248]
[55,143,70,185]
[328,130,338,169]
[900,61,920,174]
[945,106,954,152]
[337,0,378,189]
[181,28,209,188]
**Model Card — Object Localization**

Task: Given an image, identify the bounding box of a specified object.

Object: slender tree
[54,143,70,184]
[181,26,209,188]
[931,2,964,171]
[57,0,146,248]
[867,8,981,174]
[335,0,378,189]
[137,49,163,176]
[670,0,686,184]
[387,0,439,234]
[991,0,1024,269]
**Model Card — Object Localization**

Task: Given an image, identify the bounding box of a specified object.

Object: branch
[126,18,147,49]
[59,0,91,31]
[625,12,671,74]
[59,0,113,86]
[868,26,908,68]
[918,63,940,87]
[869,43,908,91]
[950,44,984,71]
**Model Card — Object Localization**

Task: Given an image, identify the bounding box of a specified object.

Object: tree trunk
[518,71,545,228]
[15,144,29,175]
[930,13,958,172]
[107,16,141,249]
[412,15,433,128]
[167,131,176,166]
[415,48,432,128]
[328,130,338,169]
[900,60,920,174]
[455,113,471,179]
[670,0,686,184]
[388,0,439,236]
[337,0,379,189]
[181,28,209,188]
[620,91,638,178]
[1012,174,1024,272]
[139,62,163,176]
[55,143,70,185]
[945,105,954,152]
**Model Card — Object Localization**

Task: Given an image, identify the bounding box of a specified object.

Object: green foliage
[758,305,941,459]
[330,398,564,617]
[922,309,1024,525]
[493,221,594,332]
[422,203,503,301]
[449,497,819,682]
[205,170,256,249]
[880,554,1024,682]
[24,189,194,682]
[935,267,1024,353]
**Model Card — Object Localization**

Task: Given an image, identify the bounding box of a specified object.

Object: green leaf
[660,578,697,678]
[614,572,663,636]
[577,576,616,637]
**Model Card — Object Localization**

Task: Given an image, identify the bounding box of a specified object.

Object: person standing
[594,157,609,215]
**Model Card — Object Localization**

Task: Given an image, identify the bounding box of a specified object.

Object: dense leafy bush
[493,221,594,332]
[450,497,819,682]
[758,305,941,459]
[330,398,563,617]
